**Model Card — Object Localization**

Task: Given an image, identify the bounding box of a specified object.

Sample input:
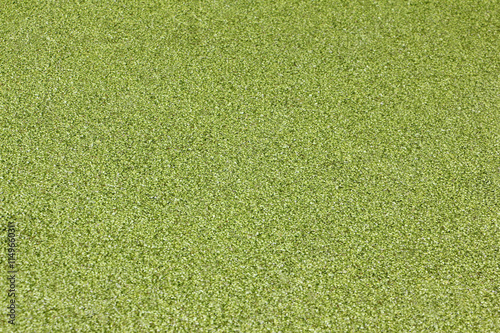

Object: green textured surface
[1,0,499,331]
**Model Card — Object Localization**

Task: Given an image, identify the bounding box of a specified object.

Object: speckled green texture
[1,0,499,331]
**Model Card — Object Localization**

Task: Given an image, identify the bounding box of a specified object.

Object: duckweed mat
[1,0,499,331]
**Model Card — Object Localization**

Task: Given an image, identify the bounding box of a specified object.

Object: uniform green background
[1,0,499,331]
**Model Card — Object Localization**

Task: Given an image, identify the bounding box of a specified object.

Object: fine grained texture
[1,0,499,331]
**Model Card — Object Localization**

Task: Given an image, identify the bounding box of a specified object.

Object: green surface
[1,0,499,331]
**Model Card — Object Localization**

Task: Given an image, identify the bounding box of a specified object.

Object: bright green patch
[1,0,499,331]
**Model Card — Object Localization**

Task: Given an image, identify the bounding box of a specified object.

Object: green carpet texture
[1,0,499,331]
